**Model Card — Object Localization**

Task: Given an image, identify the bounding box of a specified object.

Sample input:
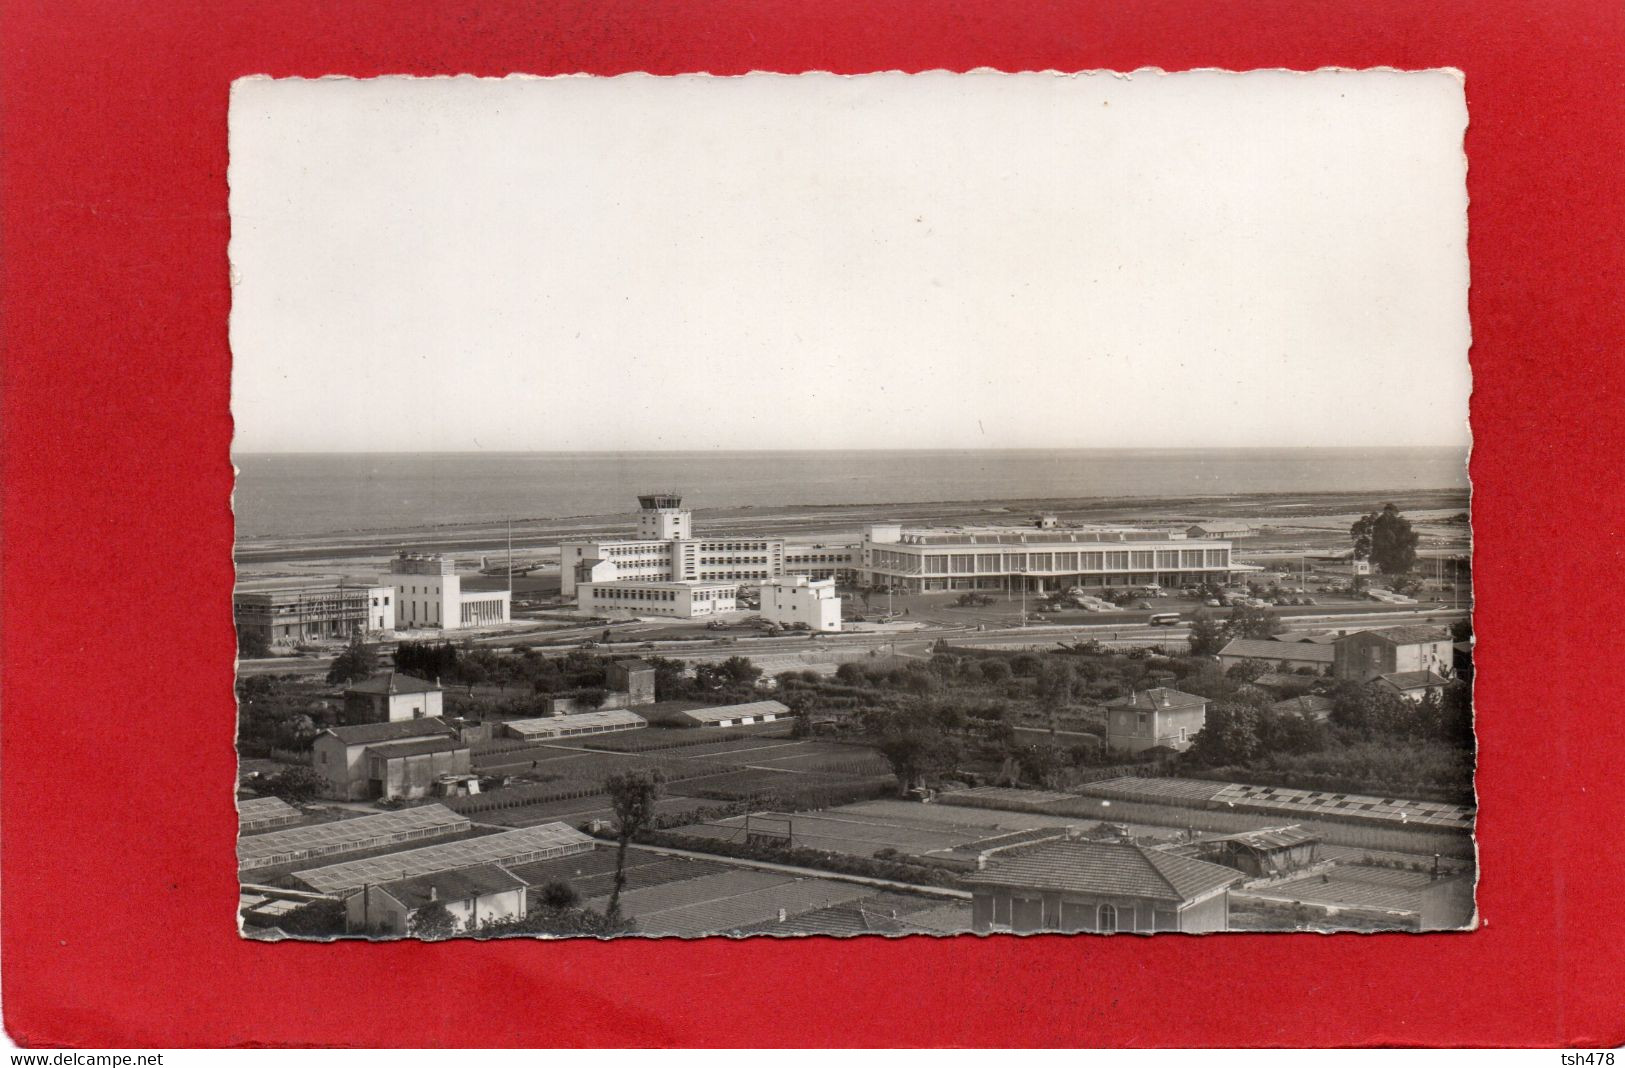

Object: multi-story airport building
[561,495,1235,609]
[858,523,1237,593]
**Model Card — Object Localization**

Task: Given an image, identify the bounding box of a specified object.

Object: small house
[965,840,1242,933]
[341,673,443,725]
[349,863,528,937]
[1103,688,1208,754]
[310,718,468,801]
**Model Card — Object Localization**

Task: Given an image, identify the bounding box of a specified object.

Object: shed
[668,700,790,728]
[1195,826,1322,878]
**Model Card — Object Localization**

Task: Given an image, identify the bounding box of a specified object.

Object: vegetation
[262,765,326,803]
[409,901,459,940]
[476,907,634,938]
[237,628,271,659]
[604,769,663,919]
[1186,610,1225,656]
[235,673,326,755]
[538,880,581,910]
[1351,502,1421,575]
[626,827,965,888]
[325,633,376,685]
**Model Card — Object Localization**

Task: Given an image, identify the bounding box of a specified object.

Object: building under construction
[233,583,394,648]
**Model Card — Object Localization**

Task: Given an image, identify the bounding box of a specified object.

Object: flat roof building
[759,575,841,632]
[384,552,510,631]
[578,578,739,619]
[234,584,394,649]
[860,524,1236,594]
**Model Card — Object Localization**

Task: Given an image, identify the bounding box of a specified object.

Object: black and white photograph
[229,70,1474,940]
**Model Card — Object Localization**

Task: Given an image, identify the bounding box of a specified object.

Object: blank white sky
[228,71,1470,453]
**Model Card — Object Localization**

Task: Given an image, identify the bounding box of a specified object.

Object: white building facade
[577,579,739,618]
[385,552,511,631]
[858,524,1236,594]
[759,575,842,632]
[560,495,851,597]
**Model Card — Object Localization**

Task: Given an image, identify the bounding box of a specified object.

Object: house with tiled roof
[351,863,528,937]
[965,840,1242,933]
[1217,637,1334,676]
[1104,688,1209,754]
[1334,626,1454,684]
[1270,694,1337,722]
[311,717,467,801]
[342,671,444,725]
[1375,670,1454,702]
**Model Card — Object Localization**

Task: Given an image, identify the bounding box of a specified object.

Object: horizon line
[231,443,1470,456]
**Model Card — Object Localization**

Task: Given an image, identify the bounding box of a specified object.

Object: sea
[231,447,1468,539]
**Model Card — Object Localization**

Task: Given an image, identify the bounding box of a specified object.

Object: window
[1098,903,1118,934]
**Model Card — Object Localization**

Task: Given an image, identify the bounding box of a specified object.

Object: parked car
[1205,598,1221,607]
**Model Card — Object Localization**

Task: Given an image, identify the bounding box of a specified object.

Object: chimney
[429,885,438,901]
[1160,692,1170,708]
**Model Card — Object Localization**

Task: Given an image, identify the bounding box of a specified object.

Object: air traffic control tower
[636,493,690,540]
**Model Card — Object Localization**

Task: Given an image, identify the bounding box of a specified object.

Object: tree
[409,901,459,940]
[1186,701,1262,766]
[874,709,961,792]
[237,628,271,659]
[1186,610,1225,656]
[325,634,376,685]
[539,880,581,910]
[719,655,763,687]
[1013,744,1067,788]
[1353,503,1420,575]
[1222,603,1287,641]
[263,765,325,803]
[604,770,662,920]
[979,659,1013,683]
[1225,658,1271,683]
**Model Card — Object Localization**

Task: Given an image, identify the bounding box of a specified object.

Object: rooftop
[1202,825,1321,851]
[505,709,648,735]
[678,700,791,724]
[1378,670,1454,691]
[1105,688,1207,712]
[1218,638,1335,663]
[1271,694,1337,715]
[1349,625,1453,645]
[377,863,528,911]
[293,822,595,894]
[345,672,441,696]
[321,718,456,747]
[964,841,1241,903]
[364,736,469,760]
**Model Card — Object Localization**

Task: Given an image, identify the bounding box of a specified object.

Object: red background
[3,0,1623,1048]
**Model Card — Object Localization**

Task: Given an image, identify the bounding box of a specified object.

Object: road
[239,602,1465,677]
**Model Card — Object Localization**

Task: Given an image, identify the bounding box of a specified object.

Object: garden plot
[672,804,1050,858]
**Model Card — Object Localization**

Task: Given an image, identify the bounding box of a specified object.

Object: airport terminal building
[559,496,1235,607]
[857,524,1236,593]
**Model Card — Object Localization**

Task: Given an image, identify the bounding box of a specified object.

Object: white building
[384,552,511,631]
[577,578,739,618]
[559,494,856,597]
[859,524,1236,594]
[759,575,842,632]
